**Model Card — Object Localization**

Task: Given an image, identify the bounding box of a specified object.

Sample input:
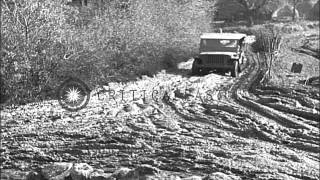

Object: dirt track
[1,34,319,179]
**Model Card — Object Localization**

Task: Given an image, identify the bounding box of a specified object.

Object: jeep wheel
[202,68,210,75]
[192,59,201,75]
[231,61,239,77]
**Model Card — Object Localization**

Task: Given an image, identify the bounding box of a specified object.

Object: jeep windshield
[200,39,238,52]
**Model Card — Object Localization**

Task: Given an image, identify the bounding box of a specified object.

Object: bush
[251,25,282,53]
[250,24,283,83]
[1,0,73,104]
[1,0,216,104]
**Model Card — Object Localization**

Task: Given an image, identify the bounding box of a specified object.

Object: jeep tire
[192,58,201,75]
[231,61,239,77]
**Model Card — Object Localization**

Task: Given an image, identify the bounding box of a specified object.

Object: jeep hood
[200,52,237,56]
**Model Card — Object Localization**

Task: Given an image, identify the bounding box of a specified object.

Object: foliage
[1,0,216,104]
[215,0,282,25]
[235,0,272,25]
[251,25,282,53]
[1,0,75,103]
[296,0,314,18]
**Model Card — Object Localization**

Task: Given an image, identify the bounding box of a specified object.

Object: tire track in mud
[166,48,319,153]
[164,50,319,178]
[167,54,273,135]
[173,54,284,144]
[214,51,319,153]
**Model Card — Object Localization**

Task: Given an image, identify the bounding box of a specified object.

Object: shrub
[1,0,216,104]
[1,0,74,104]
[251,25,282,53]
[251,24,283,83]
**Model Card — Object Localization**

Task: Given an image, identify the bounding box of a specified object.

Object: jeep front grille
[206,55,228,65]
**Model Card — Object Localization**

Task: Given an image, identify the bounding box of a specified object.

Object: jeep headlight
[232,54,239,58]
[195,57,202,64]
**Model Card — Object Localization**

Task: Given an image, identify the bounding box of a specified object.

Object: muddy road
[1,34,319,179]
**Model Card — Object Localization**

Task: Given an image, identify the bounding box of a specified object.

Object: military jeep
[192,33,247,77]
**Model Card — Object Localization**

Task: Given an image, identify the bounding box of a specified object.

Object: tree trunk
[292,4,296,21]
[247,12,255,26]
[81,0,87,6]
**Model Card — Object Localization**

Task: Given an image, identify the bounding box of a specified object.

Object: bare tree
[236,0,270,26]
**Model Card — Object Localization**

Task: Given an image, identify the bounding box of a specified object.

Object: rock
[123,104,133,112]
[90,169,112,180]
[123,103,141,115]
[71,163,94,180]
[136,116,147,123]
[41,162,73,180]
[174,89,187,99]
[142,106,155,114]
[131,164,160,176]
[189,77,200,83]
[135,99,146,106]
[26,171,42,180]
[111,167,132,179]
